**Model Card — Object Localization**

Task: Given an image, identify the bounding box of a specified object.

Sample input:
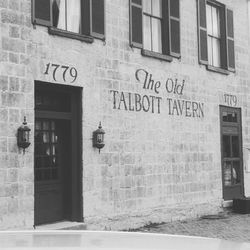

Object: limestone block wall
[0,0,250,230]
[0,0,34,229]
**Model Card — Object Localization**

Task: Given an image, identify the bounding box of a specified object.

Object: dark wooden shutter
[169,0,180,57]
[32,0,52,26]
[91,0,105,39]
[129,0,143,48]
[220,6,227,70]
[226,9,235,71]
[81,0,91,35]
[197,0,208,64]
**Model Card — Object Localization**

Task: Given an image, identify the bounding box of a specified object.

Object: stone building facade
[0,0,250,230]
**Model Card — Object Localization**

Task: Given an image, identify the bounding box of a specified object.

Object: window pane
[35,169,42,181]
[53,0,66,30]
[152,0,162,17]
[45,145,51,156]
[143,15,151,51]
[67,0,81,33]
[35,144,45,155]
[212,6,220,37]
[35,121,42,130]
[35,132,43,143]
[43,132,50,143]
[232,136,240,157]
[35,157,43,168]
[44,156,50,167]
[152,18,162,53]
[51,132,58,143]
[223,135,231,158]
[206,4,212,35]
[43,121,50,130]
[232,161,241,185]
[212,38,220,67]
[207,36,213,65]
[222,111,238,123]
[223,161,232,186]
[132,0,142,5]
[143,0,152,14]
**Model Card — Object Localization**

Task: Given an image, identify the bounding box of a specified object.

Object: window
[197,0,235,73]
[32,0,105,41]
[143,0,162,53]
[129,0,180,61]
[206,3,220,67]
[52,0,81,33]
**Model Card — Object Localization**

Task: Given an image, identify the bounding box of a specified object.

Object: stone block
[2,92,25,107]
[8,197,18,213]
[0,76,8,91]
[5,183,18,196]
[9,25,20,38]
[6,169,18,183]
[8,0,19,11]
[0,0,8,8]
[1,10,23,25]
[0,138,7,153]
[0,51,8,62]
[20,2,31,14]
[9,109,19,122]
[8,137,19,153]
[9,53,19,64]
[2,37,25,53]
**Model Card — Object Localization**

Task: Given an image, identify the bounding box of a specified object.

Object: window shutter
[226,9,235,71]
[197,0,208,65]
[220,6,227,70]
[32,0,52,26]
[169,0,180,57]
[129,0,143,48]
[81,0,91,35]
[91,0,105,39]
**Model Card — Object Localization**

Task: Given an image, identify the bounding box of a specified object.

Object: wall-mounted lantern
[93,122,105,153]
[17,116,31,153]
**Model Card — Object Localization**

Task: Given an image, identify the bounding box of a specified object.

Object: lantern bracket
[93,122,105,153]
[17,116,31,154]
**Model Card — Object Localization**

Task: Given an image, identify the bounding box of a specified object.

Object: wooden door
[34,119,70,224]
[34,83,82,225]
[220,106,244,200]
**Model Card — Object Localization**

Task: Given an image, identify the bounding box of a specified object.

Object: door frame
[219,105,244,200]
[34,81,83,224]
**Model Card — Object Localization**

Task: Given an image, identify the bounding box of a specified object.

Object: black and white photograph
[1,0,250,249]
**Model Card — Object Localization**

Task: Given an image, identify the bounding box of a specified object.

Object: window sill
[48,27,94,43]
[141,49,173,62]
[206,65,230,75]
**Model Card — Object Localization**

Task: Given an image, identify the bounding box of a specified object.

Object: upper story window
[197,0,235,73]
[52,0,81,33]
[32,0,105,42]
[129,0,180,62]
[143,0,162,54]
[206,3,220,67]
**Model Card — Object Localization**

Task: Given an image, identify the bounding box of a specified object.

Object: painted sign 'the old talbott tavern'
[110,69,204,118]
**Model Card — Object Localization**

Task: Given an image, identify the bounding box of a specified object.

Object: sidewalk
[133,210,250,243]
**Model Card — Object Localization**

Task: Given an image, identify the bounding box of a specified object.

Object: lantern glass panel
[97,134,102,143]
[18,131,22,142]
[24,131,30,142]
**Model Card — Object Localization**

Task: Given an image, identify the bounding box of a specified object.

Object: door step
[222,200,233,208]
[233,197,250,214]
[35,221,87,230]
